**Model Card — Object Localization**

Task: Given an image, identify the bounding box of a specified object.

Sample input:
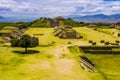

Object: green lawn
[0,27,120,80]
[74,27,120,80]
[85,54,120,80]
[0,46,104,80]
[97,28,120,37]
[0,37,3,41]
[25,28,85,46]
[74,27,120,42]
[0,26,15,33]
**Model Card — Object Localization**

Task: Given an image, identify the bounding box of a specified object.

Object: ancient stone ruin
[50,20,60,28]
[0,26,27,43]
[54,26,82,39]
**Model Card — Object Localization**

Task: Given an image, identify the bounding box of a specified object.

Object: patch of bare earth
[73,42,90,46]
[53,59,74,75]
[49,45,70,58]
[20,60,51,72]
[29,61,51,71]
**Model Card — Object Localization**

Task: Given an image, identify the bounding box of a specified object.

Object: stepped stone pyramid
[54,26,83,39]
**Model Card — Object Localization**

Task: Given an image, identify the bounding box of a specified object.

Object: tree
[19,34,32,53]
[30,37,39,47]
[15,22,30,29]
[10,38,20,47]
[10,34,39,53]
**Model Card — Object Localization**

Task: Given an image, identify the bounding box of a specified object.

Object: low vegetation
[0,19,120,80]
[11,34,39,53]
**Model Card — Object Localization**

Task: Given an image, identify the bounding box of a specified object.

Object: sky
[0,0,120,19]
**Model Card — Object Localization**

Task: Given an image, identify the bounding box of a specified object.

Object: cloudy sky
[0,0,120,19]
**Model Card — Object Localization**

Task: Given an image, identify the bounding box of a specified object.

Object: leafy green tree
[10,38,20,47]
[15,22,30,29]
[0,22,16,30]
[19,34,32,53]
[30,37,39,47]
[11,35,39,54]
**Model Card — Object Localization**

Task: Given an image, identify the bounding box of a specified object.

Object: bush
[94,28,97,31]
[91,42,96,45]
[10,38,20,47]
[51,41,56,45]
[117,33,120,37]
[46,54,53,58]
[68,41,72,44]
[30,37,39,47]
[100,40,105,43]
[115,40,119,43]
[105,42,109,45]
[79,36,83,38]
[88,40,93,43]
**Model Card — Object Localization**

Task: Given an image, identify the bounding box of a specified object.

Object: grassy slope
[75,27,120,80]
[0,27,120,80]
[0,37,3,41]
[86,54,120,80]
[74,27,120,42]
[25,28,85,46]
[97,28,120,37]
[0,28,104,80]
[0,26,15,33]
[97,28,119,35]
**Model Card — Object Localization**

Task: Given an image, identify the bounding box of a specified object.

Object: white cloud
[0,0,119,18]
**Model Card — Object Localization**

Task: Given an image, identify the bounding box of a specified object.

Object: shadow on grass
[13,50,40,54]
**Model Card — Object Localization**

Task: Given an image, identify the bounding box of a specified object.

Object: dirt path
[49,45,70,58]
[53,59,74,75]
[48,41,87,58]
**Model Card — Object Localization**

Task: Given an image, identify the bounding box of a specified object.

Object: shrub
[117,33,120,37]
[10,38,20,47]
[92,42,96,45]
[60,54,67,58]
[30,37,39,47]
[115,40,119,43]
[105,42,109,45]
[79,36,83,38]
[47,54,53,58]
[94,28,97,31]
[68,41,72,44]
[51,41,56,45]
[88,40,93,43]
[100,40,105,43]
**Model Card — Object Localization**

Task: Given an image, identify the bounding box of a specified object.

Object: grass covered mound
[0,27,120,80]
[30,17,81,28]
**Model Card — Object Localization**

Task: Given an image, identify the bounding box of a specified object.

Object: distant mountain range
[0,14,120,23]
[0,16,35,22]
[0,16,6,22]
[66,14,120,23]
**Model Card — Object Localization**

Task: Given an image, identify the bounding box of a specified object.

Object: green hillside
[30,18,51,27]
[30,17,81,28]
[0,27,120,80]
